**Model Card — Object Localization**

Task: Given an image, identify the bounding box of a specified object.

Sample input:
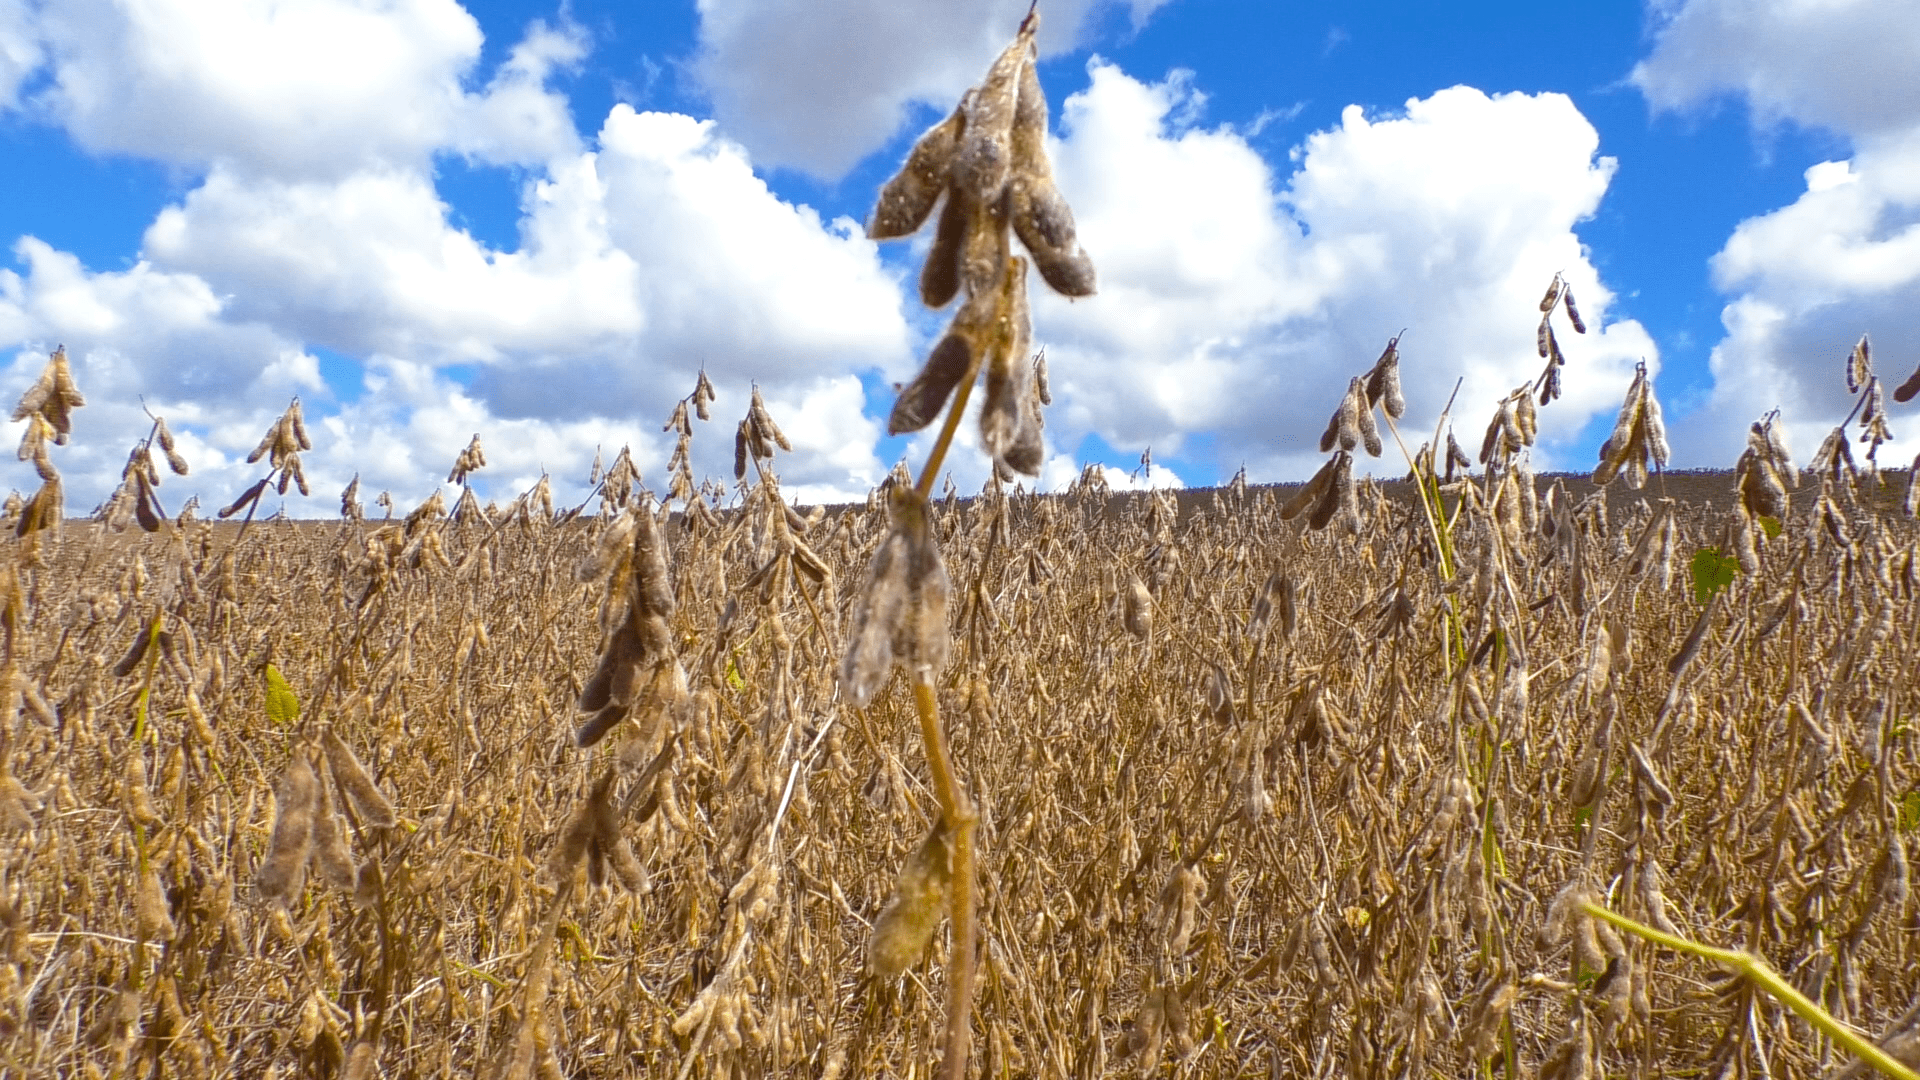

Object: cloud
[136,105,911,452]
[1632,0,1920,141]
[32,0,579,177]
[1633,0,1920,466]
[1023,63,1654,481]
[0,0,38,109]
[143,164,642,364]
[691,0,1172,178]
[0,236,330,514]
[1,214,894,513]
[1680,139,1920,465]
[1,2,913,512]
[0,0,1683,510]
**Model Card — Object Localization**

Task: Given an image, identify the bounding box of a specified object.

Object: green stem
[1580,901,1920,1080]
[1380,412,1466,669]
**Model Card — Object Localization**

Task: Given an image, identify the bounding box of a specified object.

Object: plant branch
[915,363,985,503]
[1580,900,1920,1080]
[912,675,978,1080]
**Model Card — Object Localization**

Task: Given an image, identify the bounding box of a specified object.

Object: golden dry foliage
[0,420,1917,1078]
[7,19,1920,1080]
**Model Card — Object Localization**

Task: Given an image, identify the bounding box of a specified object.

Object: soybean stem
[916,371,983,503]
[1580,901,1920,1080]
[912,675,977,1080]
[902,320,991,1079]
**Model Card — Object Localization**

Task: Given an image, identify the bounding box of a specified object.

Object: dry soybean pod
[871,96,969,240]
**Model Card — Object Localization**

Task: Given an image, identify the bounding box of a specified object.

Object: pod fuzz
[841,487,951,707]
[978,258,1045,476]
[870,98,969,240]
[321,729,396,829]
[256,752,319,904]
[869,826,953,978]
[309,768,358,891]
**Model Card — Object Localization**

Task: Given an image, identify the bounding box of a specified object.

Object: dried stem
[914,363,983,502]
[911,675,977,1080]
[893,304,992,1080]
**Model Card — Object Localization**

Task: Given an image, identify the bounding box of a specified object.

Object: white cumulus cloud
[34,0,580,177]
[1021,63,1654,482]
[692,0,1172,178]
[1634,0,1920,466]
[1633,0,1920,141]
[1,0,912,513]
[0,0,39,110]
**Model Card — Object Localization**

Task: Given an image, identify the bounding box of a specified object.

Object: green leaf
[1900,790,1920,833]
[724,657,746,693]
[1757,515,1783,539]
[264,664,300,727]
[1690,547,1740,605]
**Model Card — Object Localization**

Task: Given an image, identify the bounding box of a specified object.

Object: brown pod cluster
[1280,451,1358,532]
[447,433,487,485]
[12,344,85,446]
[255,751,320,905]
[1296,336,1409,536]
[255,732,400,906]
[549,769,647,893]
[1736,412,1796,523]
[12,346,84,546]
[733,386,791,480]
[321,729,397,828]
[1479,386,1537,466]
[102,418,186,534]
[1532,274,1585,405]
[1363,334,1406,420]
[246,398,312,472]
[1591,362,1668,489]
[868,11,1094,477]
[663,373,717,507]
[577,506,685,747]
[222,397,314,520]
[841,486,951,707]
[1321,377,1379,456]
[868,824,953,978]
[1807,423,1857,490]
[309,763,358,890]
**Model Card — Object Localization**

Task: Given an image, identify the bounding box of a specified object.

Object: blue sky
[2,0,1916,510]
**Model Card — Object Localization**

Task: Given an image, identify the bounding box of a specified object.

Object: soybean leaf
[265,664,301,727]
[1900,790,1920,833]
[1690,547,1739,605]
